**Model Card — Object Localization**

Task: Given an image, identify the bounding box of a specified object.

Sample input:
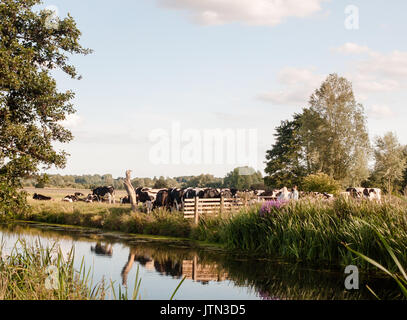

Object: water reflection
[0,222,402,300]
[91,242,113,257]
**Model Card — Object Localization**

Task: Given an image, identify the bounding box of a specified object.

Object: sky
[38,0,407,179]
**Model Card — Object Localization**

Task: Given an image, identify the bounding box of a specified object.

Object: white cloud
[331,42,373,55]
[367,105,396,119]
[332,43,407,90]
[263,44,407,107]
[357,50,407,78]
[258,67,325,106]
[59,114,83,129]
[158,0,327,26]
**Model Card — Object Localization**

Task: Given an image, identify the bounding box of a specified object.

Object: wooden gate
[183,197,245,224]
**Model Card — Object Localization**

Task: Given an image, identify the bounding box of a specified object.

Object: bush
[301,173,341,194]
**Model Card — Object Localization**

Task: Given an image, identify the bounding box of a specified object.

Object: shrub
[301,173,341,194]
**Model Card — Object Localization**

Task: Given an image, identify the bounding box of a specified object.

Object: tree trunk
[123,170,138,212]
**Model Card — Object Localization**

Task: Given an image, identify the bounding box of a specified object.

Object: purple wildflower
[259,200,287,217]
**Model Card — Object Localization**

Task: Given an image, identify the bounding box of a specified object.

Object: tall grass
[0,239,105,300]
[344,222,407,299]
[193,197,407,271]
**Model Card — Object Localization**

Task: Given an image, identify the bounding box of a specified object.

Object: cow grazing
[62,195,78,203]
[153,189,170,210]
[220,189,233,199]
[120,196,131,204]
[93,186,115,204]
[347,187,382,202]
[182,188,199,200]
[33,193,52,201]
[135,187,161,213]
[367,188,382,202]
[199,188,221,199]
[85,194,99,203]
[168,188,184,211]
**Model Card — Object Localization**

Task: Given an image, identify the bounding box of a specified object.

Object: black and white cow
[198,188,221,199]
[135,187,162,213]
[62,195,78,203]
[168,188,184,211]
[92,186,115,204]
[153,189,170,210]
[347,187,382,202]
[33,193,52,201]
[120,196,131,204]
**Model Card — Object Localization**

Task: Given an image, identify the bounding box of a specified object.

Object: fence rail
[183,197,247,223]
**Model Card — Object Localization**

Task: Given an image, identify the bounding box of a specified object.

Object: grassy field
[22,187,128,200]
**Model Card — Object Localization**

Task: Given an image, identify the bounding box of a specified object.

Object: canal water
[0,222,400,300]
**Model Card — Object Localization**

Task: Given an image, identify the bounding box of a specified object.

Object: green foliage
[0,181,28,218]
[223,167,263,190]
[265,114,307,188]
[265,74,371,189]
[301,173,341,194]
[182,174,223,188]
[304,74,371,182]
[153,176,169,189]
[371,132,407,194]
[0,0,91,216]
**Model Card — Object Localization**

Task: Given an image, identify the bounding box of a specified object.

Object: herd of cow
[31,185,382,212]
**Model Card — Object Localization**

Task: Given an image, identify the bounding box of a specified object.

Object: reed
[344,222,407,299]
[194,197,407,270]
[0,239,105,300]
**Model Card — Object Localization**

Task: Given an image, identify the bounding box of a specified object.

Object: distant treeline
[22,167,265,191]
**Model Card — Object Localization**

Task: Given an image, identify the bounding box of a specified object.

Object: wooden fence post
[220,195,224,218]
[194,196,199,225]
[192,255,198,281]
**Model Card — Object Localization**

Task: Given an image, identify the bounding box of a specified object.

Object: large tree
[264,113,307,188]
[372,132,407,194]
[265,74,371,188]
[0,0,90,215]
[302,74,370,183]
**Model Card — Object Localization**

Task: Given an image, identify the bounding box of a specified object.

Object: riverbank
[12,196,407,271]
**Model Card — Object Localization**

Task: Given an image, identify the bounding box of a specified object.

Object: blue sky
[40,0,407,178]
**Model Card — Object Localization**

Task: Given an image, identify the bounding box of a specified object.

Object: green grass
[192,197,407,271]
[344,222,407,299]
[0,239,105,300]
